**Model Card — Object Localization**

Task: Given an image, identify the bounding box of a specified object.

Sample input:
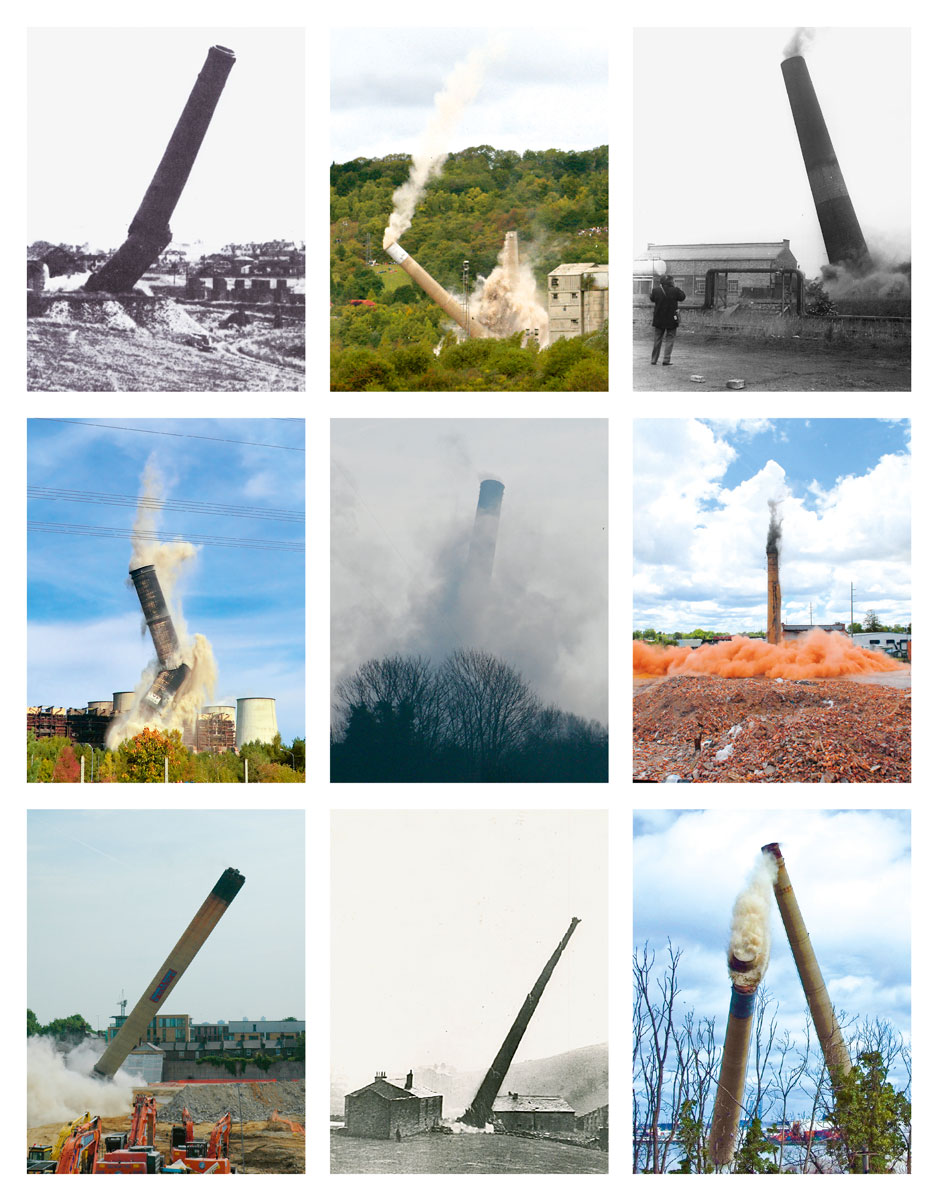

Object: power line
[37,419,305,452]
[27,487,304,524]
[28,521,304,553]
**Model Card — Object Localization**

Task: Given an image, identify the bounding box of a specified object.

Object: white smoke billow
[383,39,503,249]
[27,1037,139,1127]
[106,458,218,750]
[471,234,551,345]
[726,853,777,991]
[783,27,815,59]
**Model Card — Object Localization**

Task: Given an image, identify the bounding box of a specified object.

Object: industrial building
[492,1093,576,1133]
[634,241,800,303]
[547,263,608,339]
[105,1014,305,1056]
[196,707,236,752]
[781,622,847,640]
[344,1072,443,1139]
[850,632,908,656]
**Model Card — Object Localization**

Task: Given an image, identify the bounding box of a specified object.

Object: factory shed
[635,241,799,302]
[344,1072,443,1139]
[782,622,847,640]
[547,263,608,339]
[492,1093,576,1133]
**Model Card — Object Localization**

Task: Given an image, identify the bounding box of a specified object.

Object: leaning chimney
[767,550,782,644]
[780,54,871,272]
[405,1070,413,1090]
[384,239,487,338]
[467,478,505,580]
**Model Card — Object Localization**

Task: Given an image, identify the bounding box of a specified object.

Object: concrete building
[105,1014,304,1056]
[344,1072,443,1139]
[634,241,799,304]
[781,622,847,640]
[547,263,608,339]
[850,632,908,656]
[492,1093,576,1133]
[124,1044,166,1084]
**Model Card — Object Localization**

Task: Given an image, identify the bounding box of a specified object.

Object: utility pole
[850,581,854,635]
[462,260,471,336]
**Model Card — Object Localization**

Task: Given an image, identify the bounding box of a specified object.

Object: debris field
[633,675,910,782]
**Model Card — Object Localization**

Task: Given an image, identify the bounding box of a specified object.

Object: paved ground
[331,1129,607,1174]
[633,327,910,391]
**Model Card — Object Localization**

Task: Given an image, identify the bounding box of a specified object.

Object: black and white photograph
[27,28,305,392]
[330,418,608,782]
[634,27,909,392]
[331,809,608,1174]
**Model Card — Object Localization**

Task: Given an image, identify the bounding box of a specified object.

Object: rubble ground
[633,675,910,782]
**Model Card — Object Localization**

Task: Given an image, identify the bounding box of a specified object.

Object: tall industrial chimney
[129,564,191,711]
[761,843,852,1087]
[467,478,505,580]
[781,55,871,271]
[93,867,245,1078]
[384,240,487,338]
[460,917,580,1127]
[767,551,782,644]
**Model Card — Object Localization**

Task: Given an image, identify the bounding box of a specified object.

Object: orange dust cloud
[633,629,903,679]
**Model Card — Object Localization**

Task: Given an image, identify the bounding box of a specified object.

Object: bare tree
[333,654,445,747]
[633,940,684,1174]
[440,649,539,778]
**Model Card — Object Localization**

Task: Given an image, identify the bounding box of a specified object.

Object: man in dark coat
[650,274,686,365]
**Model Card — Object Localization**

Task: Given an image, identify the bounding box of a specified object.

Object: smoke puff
[27,1037,140,1127]
[783,27,815,59]
[727,854,777,990]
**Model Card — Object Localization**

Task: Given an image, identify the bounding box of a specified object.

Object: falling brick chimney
[405,1070,413,1090]
[767,550,782,645]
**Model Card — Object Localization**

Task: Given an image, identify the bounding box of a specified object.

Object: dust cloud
[766,499,782,557]
[783,28,815,59]
[106,460,218,750]
[27,1037,138,1127]
[472,233,550,345]
[383,40,503,249]
[726,853,777,991]
[821,258,911,301]
[633,628,902,679]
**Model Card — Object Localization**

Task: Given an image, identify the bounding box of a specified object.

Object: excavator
[168,1111,234,1173]
[27,1113,102,1173]
[95,1094,164,1174]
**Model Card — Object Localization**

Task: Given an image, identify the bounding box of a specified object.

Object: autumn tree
[119,727,188,782]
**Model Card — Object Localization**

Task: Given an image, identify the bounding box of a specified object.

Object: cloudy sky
[28,809,304,1029]
[28,28,304,252]
[634,809,911,1102]
[27,418,305,742]
[332,809,607,1090]
[634,28,910,278]
[633,418,911,634]
[331,418,608,725]
[331,26,608,163]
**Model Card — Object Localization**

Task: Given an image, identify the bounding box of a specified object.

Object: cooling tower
[467,478,505,580]
[384,240,487,338]
[113,692,135,714]
[93,868,244,1078]
[87,700,114,716]
[203,705,236,721]
[236,697,278,749]
[781,55,871,271]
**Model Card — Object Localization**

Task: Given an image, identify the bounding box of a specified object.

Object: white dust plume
[726,852,777,991]
[383,39,503,250]
[783,28,815,59]
[27,1037,140,1127]
[471,232,550,344]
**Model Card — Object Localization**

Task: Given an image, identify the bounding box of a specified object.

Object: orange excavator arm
[128,1094,158,1147]
[56,1117,101,1173]
[207,1111,231,1159]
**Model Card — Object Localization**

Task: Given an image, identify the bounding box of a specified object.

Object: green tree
[119,727,188,783]
[27,1008,41,1037]
[674,1099,712,1173]
[863,610,884,633]
[828,1050,910,1173]
[40,1013,93,1042]
[732,1115,779,1174]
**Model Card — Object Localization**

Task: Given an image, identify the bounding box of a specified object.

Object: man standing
[650,274,686,365]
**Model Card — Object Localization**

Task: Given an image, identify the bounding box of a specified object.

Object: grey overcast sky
[332,810,607,1088]
[634,27,910,278]
[331,26,608,163]
[634,810,910,1100]
[28,28,304,252]
[28,810,304,1030]
[332,419,608,725]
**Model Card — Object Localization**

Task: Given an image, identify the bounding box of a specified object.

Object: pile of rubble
[633,676,910,782]
[158,1081,304,1125]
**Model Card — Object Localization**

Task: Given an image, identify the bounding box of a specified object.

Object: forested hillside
[330,145,609,390]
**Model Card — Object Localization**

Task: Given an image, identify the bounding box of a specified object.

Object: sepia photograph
[632,418,910,782]
[27,810,305,1173]
[331,27,608,391]
[332,809,608,1173]
[27,418,305,782]
[27,28,305,391]
[633,810,910,1174]
[634,27,909,391]
[331,418,608,782]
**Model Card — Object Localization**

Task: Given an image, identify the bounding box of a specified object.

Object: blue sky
[27,418,305,742]
[634,418,911,632]
[28,810,304,1029]
[633,809,911,1110]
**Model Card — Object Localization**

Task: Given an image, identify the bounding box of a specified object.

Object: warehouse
[547,262,608,339]
[492,1093,576,1133]
[634,241,800,305]
[344,1071,443,1139]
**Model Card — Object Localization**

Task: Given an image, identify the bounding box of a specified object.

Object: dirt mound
[158,1081,304,1125]
[634,675,910,782]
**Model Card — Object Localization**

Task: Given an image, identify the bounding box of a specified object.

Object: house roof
[647,242,794,262]
[549,263,609,275]
[346,1077,442,1102]
[492,1094,574,1114]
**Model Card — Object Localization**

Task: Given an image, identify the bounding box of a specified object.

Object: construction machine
[95,1094,164,1174]
[28,1111,101,1174]
[168,1111,234,1174]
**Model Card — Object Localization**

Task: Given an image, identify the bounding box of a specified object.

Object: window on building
[551,292,558,299]
[571,317,579,324]
[694,278,706,295]
[551,278,559,287]
[570,291,578,299]
[728,279,739,294]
